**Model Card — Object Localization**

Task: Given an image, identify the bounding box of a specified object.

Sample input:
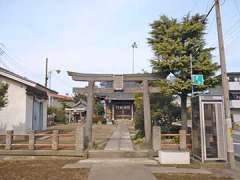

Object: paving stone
[88,164,157,180]
[104,121,133,151]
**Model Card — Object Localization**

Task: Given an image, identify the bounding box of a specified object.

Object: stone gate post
[5,130,13,150]
[86,80,94,147]
[143,80,152,144]
[75,125,84,151]
[152,126,161,152]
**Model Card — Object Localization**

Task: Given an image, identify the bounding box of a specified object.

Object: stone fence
[0,125,86,157]
[152,126,191,152]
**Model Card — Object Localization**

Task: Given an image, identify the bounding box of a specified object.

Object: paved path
[104,121,134,151]
[63,158,158,180]
[88,164,156,180]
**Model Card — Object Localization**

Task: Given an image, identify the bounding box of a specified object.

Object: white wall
[25,95,33,132]
[232,110,240,123]
[229,82,240,91]
[0,77,27,134]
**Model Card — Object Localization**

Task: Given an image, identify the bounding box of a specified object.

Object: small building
[97,93,134,121]
[208,72,240,124]
[0,68,55,134]
[65,100,87,123]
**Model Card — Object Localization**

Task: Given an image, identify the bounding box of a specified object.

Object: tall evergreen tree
[148,14,219,130]
[0,82,8,108]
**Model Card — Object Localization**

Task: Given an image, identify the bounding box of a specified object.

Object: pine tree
[148,14,219,130]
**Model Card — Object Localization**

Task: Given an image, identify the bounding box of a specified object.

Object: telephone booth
[192,95,227,162]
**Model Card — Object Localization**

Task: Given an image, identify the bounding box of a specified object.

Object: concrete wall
[42,100,47,130]
[0,77,27,134]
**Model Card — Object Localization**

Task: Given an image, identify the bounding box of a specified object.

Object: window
[229,92,240,100]
[228,75,240,82]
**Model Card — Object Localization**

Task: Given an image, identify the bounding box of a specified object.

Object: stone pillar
[179,130,187,151]
[79,111,82,122]
[68,111,71,123]
[112,104,115,121]
[143,80,152,144]
[105,102,109,120]
[52,130,59,150]
[131,103,134,121]
[5,130,13,150]
[152,126,161,152]
[75,126,84,151]
[86,80,94,148]
[103,100,107,119]
[29,131,35,150]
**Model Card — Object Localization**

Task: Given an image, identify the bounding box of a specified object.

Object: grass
[0,158,89,180]
[154,173,233,180]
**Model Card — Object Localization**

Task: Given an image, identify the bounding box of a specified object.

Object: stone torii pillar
[143,80,151,144]
[86,80,94,147]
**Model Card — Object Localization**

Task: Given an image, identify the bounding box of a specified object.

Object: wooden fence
[152,126,191,152]
[0,126,85,156]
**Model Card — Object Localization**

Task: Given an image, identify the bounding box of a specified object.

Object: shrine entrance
[113,100,133,120]
[68,72,162,148]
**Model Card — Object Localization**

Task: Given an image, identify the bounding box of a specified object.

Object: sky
[0,0,240,95]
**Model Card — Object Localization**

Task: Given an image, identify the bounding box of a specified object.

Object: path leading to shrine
[104,120,134,151]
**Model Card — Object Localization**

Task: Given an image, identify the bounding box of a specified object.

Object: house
[0,68,56,134]
[48,92,74,108]
[208,72,240,124]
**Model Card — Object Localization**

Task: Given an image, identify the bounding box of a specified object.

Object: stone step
[63,158,159,169]
[88,150,153,159]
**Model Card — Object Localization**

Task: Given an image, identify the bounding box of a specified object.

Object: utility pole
[45,58,48,87]
[215,0,235,168]
[131,42,137,74]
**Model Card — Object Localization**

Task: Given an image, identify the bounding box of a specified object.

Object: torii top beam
[67,71,162,82]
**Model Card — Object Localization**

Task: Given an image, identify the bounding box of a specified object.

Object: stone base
[158,150,190,164]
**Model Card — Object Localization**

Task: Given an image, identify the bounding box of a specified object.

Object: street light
[47,69,61,107]
[48,69,61,89]
[131,42,138,74]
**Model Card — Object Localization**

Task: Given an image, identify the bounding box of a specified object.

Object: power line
[203,1,215,23]
[233,0,240,15]
[223,0,240,46]
[0,44,42,79]
[204,0,213,14]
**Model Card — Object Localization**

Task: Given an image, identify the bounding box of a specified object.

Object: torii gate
[68,72,162,148]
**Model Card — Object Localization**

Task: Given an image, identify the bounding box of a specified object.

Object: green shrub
[55,109,66,123]
[47,107,66,124]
